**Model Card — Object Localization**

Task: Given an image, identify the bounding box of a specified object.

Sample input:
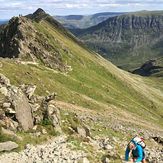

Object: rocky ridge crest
[0,9,69,71]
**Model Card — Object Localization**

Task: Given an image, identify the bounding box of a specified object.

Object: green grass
[1,58,162,126]
[0,16,163,128]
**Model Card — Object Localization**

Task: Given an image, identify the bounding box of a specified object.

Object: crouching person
[125,137,146,163]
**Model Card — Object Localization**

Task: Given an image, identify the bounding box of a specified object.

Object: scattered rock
[47,103,61,132]
[32,125,37,131]
[0,87,8,96]
[153,136,163,145]
[77,127,86,137]
[42,128,47,134]
[25,85,36,99]
[79,157,90,163]
[145,147,163,163]
[10,120,19,130]
[76,126,90,138]
[0,62,3,68]
[103,157,110,163]
[0,120,6,126]
[99,138,113,151]
[44,93,57,103]
[2,102,11,108]
[0,141,18,152]
[30,103,40,112]
[0,136,87,163]
[5,107,16,114]
[0,73,10,86]
[1,117,18,130]
[34,115,43,124]
[34,132,41,137]
[74,124,91,138]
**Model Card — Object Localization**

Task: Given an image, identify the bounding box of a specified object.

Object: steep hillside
[55,12,124,29]
[0,9,163,162]
[0,9,162,126]
[72,11,163,71]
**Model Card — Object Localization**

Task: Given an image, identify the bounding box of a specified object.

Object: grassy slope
[0,19,163,128]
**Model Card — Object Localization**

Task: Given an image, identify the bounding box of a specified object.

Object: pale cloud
[1,0,163,19]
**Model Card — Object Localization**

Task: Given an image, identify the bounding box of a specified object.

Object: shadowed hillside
[72,11,163,73]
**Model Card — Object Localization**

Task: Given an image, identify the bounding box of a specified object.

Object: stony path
[0,136,87,163]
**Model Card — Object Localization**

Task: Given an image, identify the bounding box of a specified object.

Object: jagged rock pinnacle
[33,8,46,15]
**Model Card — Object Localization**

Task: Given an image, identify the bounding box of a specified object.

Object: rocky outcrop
[0,9,69,71]
[0,17,21,58]
[0,73,34,131]
[9,87,34,131]
[0,73,61,132]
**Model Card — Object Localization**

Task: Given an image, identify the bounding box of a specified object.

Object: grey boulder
[0,141,18,152]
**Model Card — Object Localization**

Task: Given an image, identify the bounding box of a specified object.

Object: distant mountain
[54,12,124,29]
[0,20,8,25]
[72,10,163,72]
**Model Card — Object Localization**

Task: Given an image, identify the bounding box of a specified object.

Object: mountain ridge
[54,12,124,29]
[71,10,163,72]
[0,9,80,71]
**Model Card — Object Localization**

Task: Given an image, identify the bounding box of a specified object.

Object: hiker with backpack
[125,136,146,163]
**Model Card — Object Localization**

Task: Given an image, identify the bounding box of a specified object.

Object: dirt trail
[54,100,163,133]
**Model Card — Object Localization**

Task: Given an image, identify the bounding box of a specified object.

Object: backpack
[131,136,146,149]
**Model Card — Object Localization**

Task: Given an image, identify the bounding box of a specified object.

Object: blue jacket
[125,144,144,162]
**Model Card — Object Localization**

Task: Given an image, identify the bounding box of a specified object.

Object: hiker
[125,136,146,163]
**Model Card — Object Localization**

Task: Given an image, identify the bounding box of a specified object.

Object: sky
[1,0,163,19]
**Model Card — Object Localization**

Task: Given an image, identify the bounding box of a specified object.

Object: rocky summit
[0,11,68,71]
[0,8,163,163]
